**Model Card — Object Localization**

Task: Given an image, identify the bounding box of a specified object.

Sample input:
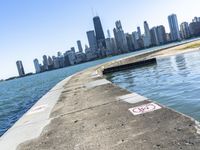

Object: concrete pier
[16,49,200,150]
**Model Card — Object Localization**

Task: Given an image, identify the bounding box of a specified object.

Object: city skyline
[24,13,199,76]
[1,0,200,79]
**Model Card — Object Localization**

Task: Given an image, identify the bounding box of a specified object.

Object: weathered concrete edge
[78,43,200,136]
[0,50,159,150]
[95,52,200,135]
[1,39,200,150]
[0,73,79,150]
[19,46,200,149]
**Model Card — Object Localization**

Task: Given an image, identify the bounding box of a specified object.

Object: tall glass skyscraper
[144,21,152,47]
[43,55,48,71]
[156,25,167,44]
[180,22,191,39]
[77,40,83,53]
[168,14,181,41]
[86,30,98,51]
[137,26,142,39]
[113,20,128,53]
[93,16,106,49]
[33,59,41,73]
[16,60,25,76]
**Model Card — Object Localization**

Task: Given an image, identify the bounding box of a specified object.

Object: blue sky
[0,0,200,79]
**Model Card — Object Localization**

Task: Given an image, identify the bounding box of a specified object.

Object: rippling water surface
[108,50,200,121]
[0,53,135,136]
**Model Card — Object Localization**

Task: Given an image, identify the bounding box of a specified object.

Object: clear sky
[0,0,200,79]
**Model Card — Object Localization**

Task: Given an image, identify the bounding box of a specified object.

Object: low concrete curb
[0,75,73,150]
[17,49,200,149]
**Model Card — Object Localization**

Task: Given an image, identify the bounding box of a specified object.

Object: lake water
[108,50,200,121]
[0,39,198,137]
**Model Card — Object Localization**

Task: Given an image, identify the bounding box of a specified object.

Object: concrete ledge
[2,40,200,150]
[0,75,74,150]
[16,47,200,150]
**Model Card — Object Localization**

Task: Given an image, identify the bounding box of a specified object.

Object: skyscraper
[33,59,41,73]
[180,22,191,39]
[43,55,48,71]
[131,32,139,50]
[93,16,106,49]
[137,26,142,39]
[126,33,134,51]
[143,21,152,47]
[77,40,83,53]
[156,25,167,44]
[168,14,181,41]
[113,20,128,53]
[57,52,62,57]
[16,60,25,76]
[192,17,200,23]
[64,50,76,65]
[189,21,200,37]
[105,29,113,55]
[87,30,98,52]
[71,47,75,53]
[48,56,53,66]
[53,56,60,69]
[47,56,54,70]
[150,27,159,46]
[107,29,111,38]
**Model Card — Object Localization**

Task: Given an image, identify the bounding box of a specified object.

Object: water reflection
[109,50,200,121]
[175,54,190,77]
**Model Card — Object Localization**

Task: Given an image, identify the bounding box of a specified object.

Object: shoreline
[0,75,74,150]
[19,41,200,149]
[0,39,200,149]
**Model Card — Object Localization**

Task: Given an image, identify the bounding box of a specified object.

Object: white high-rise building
[168,14,181,41]
[150,27,159,46]
[131,32,139,50]
[143,21,152,47]
[65,49,76,65]
[33,59,41,73]
[156,25,167,44]
[52,56,60,69]
[43,55,48,71]
[85,45,97,61]
[48,56,53,66]
[180,22,191,39]
[16,60,25,76]
[137,26,142,39]
[113,20,128,53]
[107,29,111,38]
[192,17,200,23]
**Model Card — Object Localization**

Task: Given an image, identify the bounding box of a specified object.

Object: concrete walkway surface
[16,51,200,150]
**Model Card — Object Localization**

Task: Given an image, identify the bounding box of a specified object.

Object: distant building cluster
[16,14,200,76]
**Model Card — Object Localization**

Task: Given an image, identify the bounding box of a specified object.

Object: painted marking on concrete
[117,93,147,104]
[26,104,48,115]
[129,103,161,115]
[85,79,110,89]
